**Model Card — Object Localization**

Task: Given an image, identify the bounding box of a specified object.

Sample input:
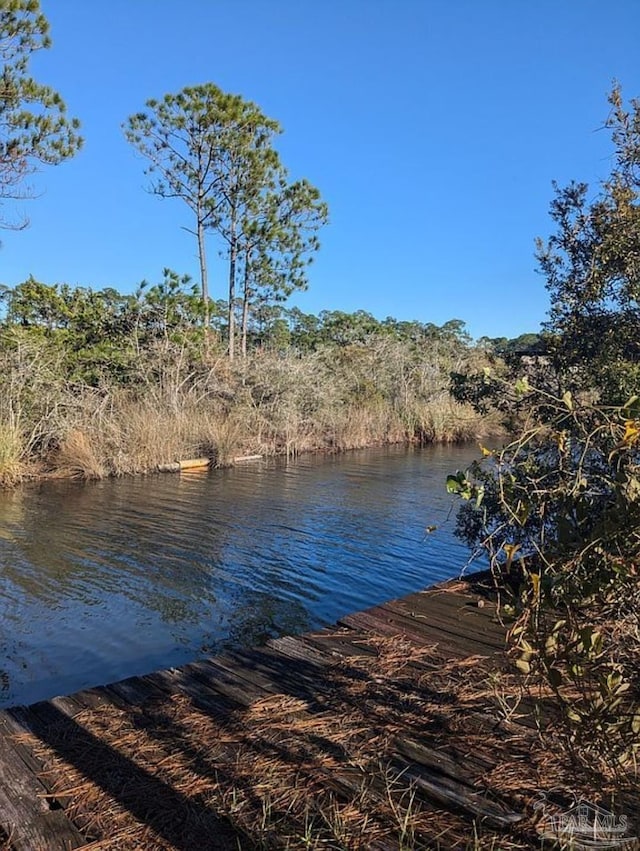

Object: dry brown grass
[0,343,501,486]
[0,421,25,487]
[40,384,494,483]
[100,400,219,475]
[49,428,106,480]
[42,395,237,478]
[406,394,505,444]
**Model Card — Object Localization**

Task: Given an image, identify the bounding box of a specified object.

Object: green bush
[452,378,640,775]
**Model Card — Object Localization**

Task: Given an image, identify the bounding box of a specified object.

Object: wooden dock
[0,575,631,850]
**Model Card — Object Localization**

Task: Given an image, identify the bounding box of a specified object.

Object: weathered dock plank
[9,700,241,851]
[0,712,86,850]
[298,625,380,660]
[391,757,524,829]
[339,605,504,657]
[384,594,505,644]
[0,575,547,850]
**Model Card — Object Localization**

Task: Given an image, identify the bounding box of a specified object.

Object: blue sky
[3,0,639,339]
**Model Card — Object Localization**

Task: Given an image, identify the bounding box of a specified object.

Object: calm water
[0,444,482,707]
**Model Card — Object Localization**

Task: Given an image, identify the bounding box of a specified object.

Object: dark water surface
[0,444,482,707]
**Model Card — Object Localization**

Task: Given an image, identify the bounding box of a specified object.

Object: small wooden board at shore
[157,458,211,473]
[156,454,263,474]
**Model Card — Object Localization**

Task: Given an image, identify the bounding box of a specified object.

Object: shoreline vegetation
[0,278,511,489]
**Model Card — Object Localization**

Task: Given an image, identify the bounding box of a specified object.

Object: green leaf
[446,475,463,494]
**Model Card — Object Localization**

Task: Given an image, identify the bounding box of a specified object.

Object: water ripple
[0,444,483,706]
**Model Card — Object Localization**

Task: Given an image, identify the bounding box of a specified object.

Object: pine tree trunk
[227,206,237,361]
[197,217,210,340]
[241,258,250,359]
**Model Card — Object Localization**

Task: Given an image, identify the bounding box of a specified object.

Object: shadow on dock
[0,578,635,850]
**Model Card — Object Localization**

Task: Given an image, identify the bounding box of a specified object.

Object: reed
[407,394,503,444]
[0,421,24,487]
[52,428,106,480]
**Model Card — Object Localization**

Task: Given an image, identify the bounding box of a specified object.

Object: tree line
[0,272,487,384]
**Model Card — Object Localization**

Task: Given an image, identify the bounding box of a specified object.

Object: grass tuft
[53,429,106,480]
[0,421,24,486]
